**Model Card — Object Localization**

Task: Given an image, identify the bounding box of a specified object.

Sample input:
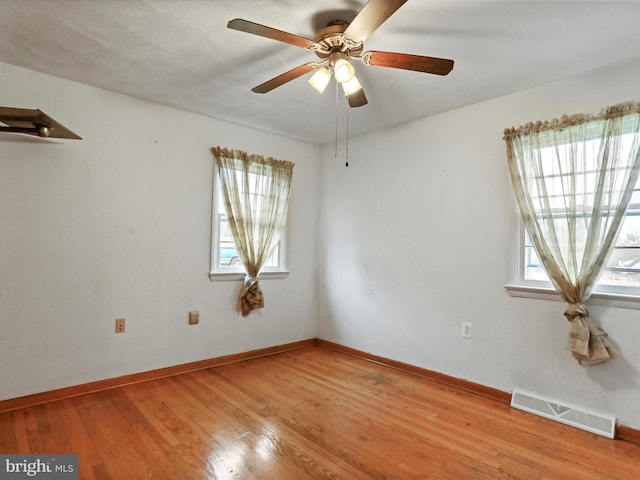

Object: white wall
[317,59,640,430]
[0,62,320,400]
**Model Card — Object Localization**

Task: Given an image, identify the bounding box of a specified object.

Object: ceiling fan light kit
[227,0,454,109]
[341,76,362,96]
[308,67,332,93]
[333,58,356,83]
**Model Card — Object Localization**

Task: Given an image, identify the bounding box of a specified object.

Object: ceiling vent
[511,388,616,439]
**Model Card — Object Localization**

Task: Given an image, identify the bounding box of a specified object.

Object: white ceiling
[1,0,640,145]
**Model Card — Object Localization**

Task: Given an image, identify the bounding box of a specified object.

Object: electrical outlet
[189,310,199,325]
[461,322,472,339]
[115,318,126,333]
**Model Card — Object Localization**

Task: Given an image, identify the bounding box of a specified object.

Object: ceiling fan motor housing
[313,22,363,60]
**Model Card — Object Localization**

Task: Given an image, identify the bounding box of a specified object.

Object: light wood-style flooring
[1,347,639,479]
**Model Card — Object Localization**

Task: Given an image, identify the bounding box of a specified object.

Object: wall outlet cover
[115,318,125,333]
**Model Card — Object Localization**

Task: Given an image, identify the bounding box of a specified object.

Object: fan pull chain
[334,80,339,159]
[332,80,349,167]
[345,106,349,167]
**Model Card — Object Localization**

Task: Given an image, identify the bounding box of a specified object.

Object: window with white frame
[518,133,640,297]
[210,167,287,277]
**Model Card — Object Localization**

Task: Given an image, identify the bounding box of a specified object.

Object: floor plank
[1,347,639,479]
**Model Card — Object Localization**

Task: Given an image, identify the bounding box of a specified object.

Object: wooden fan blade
[227,19,315,50]
[347,88,368,108]
[0,107,81,139]
[343,0,408,43]
[364,51,454,76]
[252,63,317,94]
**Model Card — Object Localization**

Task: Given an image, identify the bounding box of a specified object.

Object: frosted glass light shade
[341,75,362,95]
[334,59,355,83]
[308,67,331,93]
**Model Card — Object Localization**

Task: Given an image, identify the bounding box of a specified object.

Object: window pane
[599,212,640,288]
[524,244,548,281]
[217,216,239,268]
[212,165,286,275]
[520,128,640,294]
[523,209,640,290]
[216,214,281,269]
[263,244,279,268]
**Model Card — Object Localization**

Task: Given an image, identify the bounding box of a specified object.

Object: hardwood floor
[1,346,639,479]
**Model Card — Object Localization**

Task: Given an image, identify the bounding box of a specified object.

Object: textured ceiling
[1,0,640,145]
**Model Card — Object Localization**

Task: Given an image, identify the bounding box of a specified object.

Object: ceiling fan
[227,0,454,108]
[0,107,81,139]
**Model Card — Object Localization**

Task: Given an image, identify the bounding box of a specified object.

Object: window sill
[209,270,289,282]
[505,284,640,310]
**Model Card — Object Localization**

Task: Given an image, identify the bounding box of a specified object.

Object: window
[209,167,288,279]
[516,132,640,298]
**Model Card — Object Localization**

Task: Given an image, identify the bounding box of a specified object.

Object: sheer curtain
[504,102,640,365]
[211,147,294,316]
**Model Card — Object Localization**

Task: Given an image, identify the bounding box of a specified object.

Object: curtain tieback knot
[242,276,261,303]
[237,275,265,316]
[564,303,589,322]
[243,275,259,288]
